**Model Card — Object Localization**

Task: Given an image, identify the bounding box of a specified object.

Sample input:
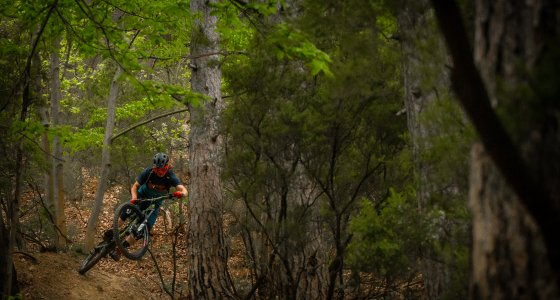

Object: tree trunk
[7,140,24,297]
[40,110,56,238]
[3,27,43,296]
[84,66,122,251]
[470,144,557,299]
[0,216,19,298]
[4,59,32,300]
[37,44,57,247]
[50,36,67,250]
[186,0,235,298]
[400,1,438,211]
[468,0,560,298]
[399,1,455,298]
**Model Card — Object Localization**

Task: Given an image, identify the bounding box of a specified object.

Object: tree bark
[84,66,122,251]
[431,0,560,298]
[469,0,560,297]
[4,58,32,300]
[37,42,57,247]
[186,0,236,298]
[399,1,456,298]
[50,36,67,250]
[0,216,19,298]
[469,144,557,299]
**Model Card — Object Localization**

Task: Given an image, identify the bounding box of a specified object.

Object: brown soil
[15,251,157,300]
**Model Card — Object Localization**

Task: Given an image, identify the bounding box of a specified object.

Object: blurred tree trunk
[431,0,560,298]
[468,0,560,298]
[50,36,67,250]
[84,66,122,251]
[399,1,454,298]
[186,0,235,298]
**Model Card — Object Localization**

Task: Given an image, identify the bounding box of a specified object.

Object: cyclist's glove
[172,191,183,198]
[130,198,138,204]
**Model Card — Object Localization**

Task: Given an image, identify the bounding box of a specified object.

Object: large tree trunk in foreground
[432,0,560,298]
[468,0,560,298]
[186,0,235,298]
[470,144,557,299]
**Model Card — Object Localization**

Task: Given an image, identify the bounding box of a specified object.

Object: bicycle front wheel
[113,203,150,260]
[79,241,111,275]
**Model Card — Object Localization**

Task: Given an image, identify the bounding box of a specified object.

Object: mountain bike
[78,193,177,275]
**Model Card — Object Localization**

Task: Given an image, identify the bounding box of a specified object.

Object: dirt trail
[15,251,158,300]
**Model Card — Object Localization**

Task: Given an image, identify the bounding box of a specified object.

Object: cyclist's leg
[113,202,143,253]
[119,201,151,249]
[111,204,140,260]
[106,205,134,241]
[118,205,133,226]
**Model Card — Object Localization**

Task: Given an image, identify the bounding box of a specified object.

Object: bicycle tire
[78,242,110,275]
[113,202,150,260]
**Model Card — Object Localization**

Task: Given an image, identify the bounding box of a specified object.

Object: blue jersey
[136,167,181,199]
[126,167,182,228]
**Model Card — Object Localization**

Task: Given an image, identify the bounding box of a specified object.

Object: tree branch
[111,108,189,142]
[147,248,174,299]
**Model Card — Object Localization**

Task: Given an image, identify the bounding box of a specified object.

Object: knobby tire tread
[78,243,109,275]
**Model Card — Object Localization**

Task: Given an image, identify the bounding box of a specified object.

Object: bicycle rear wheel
[113,203,150,260]
[79,241,111,275]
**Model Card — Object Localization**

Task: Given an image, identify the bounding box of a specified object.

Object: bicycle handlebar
[136,193,178,203]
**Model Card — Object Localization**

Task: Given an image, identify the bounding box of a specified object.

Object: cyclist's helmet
[153,153,169,168]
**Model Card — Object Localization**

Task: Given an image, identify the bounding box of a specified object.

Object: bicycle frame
[130,194,171,231]
[117,205,156,246]
[114,193,176,260]
[79,193,177,274]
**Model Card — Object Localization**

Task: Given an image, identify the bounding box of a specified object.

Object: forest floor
[13,170,421,299]
[15,251,157,299]
[13,171,219,300]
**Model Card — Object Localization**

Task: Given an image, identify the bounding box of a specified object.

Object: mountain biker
[109,152,187,261]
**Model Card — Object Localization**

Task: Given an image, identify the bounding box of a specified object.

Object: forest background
[1,0,559,299]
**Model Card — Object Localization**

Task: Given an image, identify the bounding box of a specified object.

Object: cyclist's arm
[131,181,141,200]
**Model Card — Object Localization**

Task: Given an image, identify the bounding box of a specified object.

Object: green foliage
[221,2,411,297]
[9,119,104,153]
[419,94,475,205]
[6,293,22,300]
[136,80,207,107]
[0,0,475,296]
[58,126,105,152]
[0,0,194,170]
[347,188,425,277]
[267,23,332,77]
